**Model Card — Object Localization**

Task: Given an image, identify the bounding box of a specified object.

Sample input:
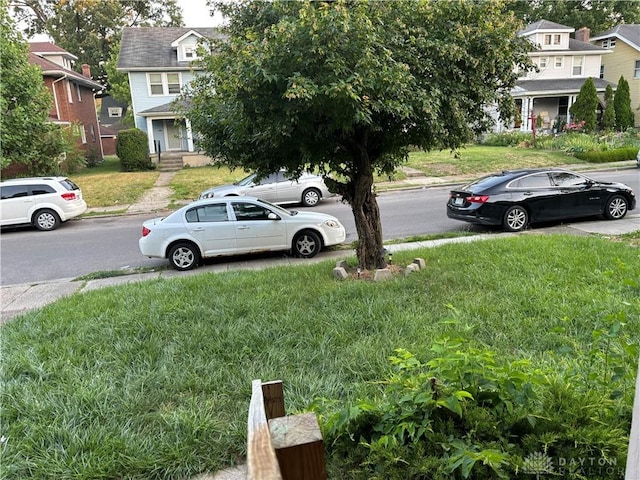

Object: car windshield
[234,174,256,187]
[464,172,513,191]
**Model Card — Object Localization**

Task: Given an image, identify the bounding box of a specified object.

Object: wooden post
[247,380,282,480]
[269,413,327,480]
[262,380,286,420]
[626,355,640,478]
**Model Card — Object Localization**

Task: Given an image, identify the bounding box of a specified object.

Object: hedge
[116,129,154,172]
[574,147,639,163]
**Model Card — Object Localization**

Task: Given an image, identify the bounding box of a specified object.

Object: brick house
[28,42,104,162]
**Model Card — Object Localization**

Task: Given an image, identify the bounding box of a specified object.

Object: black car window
[510,173,551,188]
[549,172,586,187]
[59,179,80,191]
[232,202,273,221]
[1,185,29,199]
[186,204,229,223]
[465,173,512,190]
[31,184,56,195]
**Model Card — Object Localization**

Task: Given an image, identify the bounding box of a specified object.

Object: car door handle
[238,225,250,230]
[191,227,205,232]
[522,191,533,196]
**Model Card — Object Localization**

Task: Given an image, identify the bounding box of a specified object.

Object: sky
[177,0,224,27]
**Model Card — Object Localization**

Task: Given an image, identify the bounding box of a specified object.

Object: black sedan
[447,168,636,232]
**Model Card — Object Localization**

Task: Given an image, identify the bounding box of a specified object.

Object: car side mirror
[267,212,279,220]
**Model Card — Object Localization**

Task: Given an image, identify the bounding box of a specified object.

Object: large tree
[10,0,183,88]
[0,0,61,173]
[186,0,533,269]
[508,0,640,33]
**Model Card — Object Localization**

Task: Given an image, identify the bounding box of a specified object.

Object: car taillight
[467,195,490,203]
[61,192,77,201]
[142,226,151,237]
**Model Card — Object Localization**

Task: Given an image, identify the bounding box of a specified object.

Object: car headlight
[323,219,341,229]
[200,192,215,199]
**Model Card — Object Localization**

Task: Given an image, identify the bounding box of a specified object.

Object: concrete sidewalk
[2,162,639,322]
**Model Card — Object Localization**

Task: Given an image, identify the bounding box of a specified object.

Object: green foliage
[574,147,639,163]
[188,0,534,269]
[602,84,615,131]
[614,76,634,132]
[116,129,153,172]
[0,1,61,173]
[12,0,184,90]
[535,132,600,154]
[319,316,635,479]
[569,78,598,133]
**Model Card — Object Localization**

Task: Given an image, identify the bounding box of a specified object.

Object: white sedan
[139,197,346,270]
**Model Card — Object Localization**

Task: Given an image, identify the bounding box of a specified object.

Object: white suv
[0,177,87,231]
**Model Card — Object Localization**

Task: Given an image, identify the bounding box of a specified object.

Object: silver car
[199,171,334,207]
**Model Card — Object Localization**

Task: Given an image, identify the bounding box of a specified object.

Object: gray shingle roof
[513,78,616,96]
[591,24,640,50]
[519,20,574,35]
[117,27,222,71]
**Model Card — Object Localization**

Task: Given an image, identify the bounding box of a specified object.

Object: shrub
[116,128,154,172]
[574,147,639,163]
[480,131,532,147]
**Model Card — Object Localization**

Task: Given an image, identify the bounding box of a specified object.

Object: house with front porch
[590,24,640,128]
[500,20,615,133]
[117,27,222,167]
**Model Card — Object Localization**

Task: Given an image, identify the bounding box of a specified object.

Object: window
[572,57,583,76]
[148,73,182,96]
[539,57,548,68]
[600,65,605,79]
[510,173,551,188]
[76,83,82,102]
[31,184,56,195]
[90,124,96,143]
[66,80,73,103]
[108,107,122,118]
[232,202,274,221]
[550,172,586,187]
[183,46,195,59]
[544,34,552,45]
[554,56,563,68]
[186,204,229,223]
[602,38,616,49]
[1,185,29,199]
[75,124,87,144]
[553,34,561,45]
[634,60,640,79]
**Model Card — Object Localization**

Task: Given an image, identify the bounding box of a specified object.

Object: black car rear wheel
[603,195,628,220]
[503,205,528,232]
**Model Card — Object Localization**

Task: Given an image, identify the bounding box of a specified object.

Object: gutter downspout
[51,75,67,121]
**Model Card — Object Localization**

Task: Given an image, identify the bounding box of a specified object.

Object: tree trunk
[348,156,386,271]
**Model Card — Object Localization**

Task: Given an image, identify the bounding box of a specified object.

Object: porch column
[566,95,575,126]
[185,118,194,152]
[146,117,155,154]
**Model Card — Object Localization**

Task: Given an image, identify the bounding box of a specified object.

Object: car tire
[603,195,628,220]
[301,188,321,207]
[33,209,61,231]
[168,242,200,271]
[293,230,322,258]
[502,205,528,232]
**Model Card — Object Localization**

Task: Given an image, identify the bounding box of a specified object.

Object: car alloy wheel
[168,242,200,270]
[293,230,321,258]
[604,195,628,220]
[503,205,528,232]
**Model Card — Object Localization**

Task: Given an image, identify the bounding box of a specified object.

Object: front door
[166,121,183,151]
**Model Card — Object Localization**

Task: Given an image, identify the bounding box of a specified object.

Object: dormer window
[543,34,561,46]
[183,46,196,60]
[601,38,616,49]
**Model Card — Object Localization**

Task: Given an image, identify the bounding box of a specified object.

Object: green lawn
[2,235,638,479]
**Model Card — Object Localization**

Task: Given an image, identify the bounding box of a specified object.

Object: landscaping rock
[373,268,393,282]
[405,264,419,275]
[333,267,348,280]
[335,260,348,269]
[413,258,426,269]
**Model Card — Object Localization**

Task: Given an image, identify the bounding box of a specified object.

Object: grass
[1,234,638,479]
[169,165,242,201]
[70,157,158,208]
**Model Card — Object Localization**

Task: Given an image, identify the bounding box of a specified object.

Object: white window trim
[553,34,561,45]
[108,107,122,118]
[544,34,551,45]
[147,72,182,96]
[539,57,548,68]
[634,59,640,79]
[66,80,73,104]
[554,56,563,68]
[76,83,82,102]
[183,45,197,60]
[572,56,584,76]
